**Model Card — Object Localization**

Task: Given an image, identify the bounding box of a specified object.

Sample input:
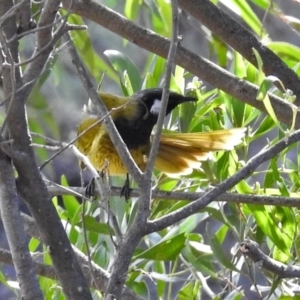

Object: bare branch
[61,0,300,129]
[178,0,300,104]
[0,153,43,299]
[240,239,300,278]
[63,31,143,184]
[104,1,180,298]
[17,212,145,300]
[146,129,300,233]
[17,0,35,34]
[0,247,56,281]
[145,0,179,177]
[0,0,93,298]
[47,184,300,208]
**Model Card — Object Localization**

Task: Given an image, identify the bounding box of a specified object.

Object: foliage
[1,0,300,299]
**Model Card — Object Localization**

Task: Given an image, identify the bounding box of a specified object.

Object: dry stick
[15,23,87,68]
[0,31,17,137]
[45,179,90,200]
[0,0,26,25]
[64,31,143,184]
[103,2,180,299]
[3,0,93,297]
[0,248,57,281]
[81,196,102,291]
[0,215,145,300]
[0,3,44,299]
[240,239,300,278]
[70,143,123,244]
[1,3,81,137]
[39,97,134,170]
[47,184,300,208]
[0,77,40,107]
[17,0,33,34]
[39,114,103,170]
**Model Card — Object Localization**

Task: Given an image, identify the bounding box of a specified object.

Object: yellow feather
[155,128,246,175]
[76,92,246,176]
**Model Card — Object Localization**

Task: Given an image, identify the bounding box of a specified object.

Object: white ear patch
[150,99,161,115]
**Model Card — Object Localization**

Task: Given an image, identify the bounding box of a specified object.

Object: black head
[134,88,197,117]
[114,88,197,151]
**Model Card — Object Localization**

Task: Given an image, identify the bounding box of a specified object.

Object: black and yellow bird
[76,88,245,183]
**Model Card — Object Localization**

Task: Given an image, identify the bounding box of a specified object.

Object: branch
[0,0,93,298]
[0,153,43,299]
[0,247,57,280]
[18,212,145,300]
[178,0,300,105]
[240,239,300,278]
[104,2,180,298]
[47,184,300,208]
[61,0,300,129]
[17,0,35,34]
[0,240,144,300]
[145,0,179,177]
[21,0,72,98]
[63,31,143,184]
[0,0,43,298]
[146,129,300,233]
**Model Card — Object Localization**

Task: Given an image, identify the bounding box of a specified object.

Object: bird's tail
[155,128,246,175]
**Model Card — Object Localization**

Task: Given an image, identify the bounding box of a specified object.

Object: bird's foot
[85,177,96,198]
[120,174,132,201]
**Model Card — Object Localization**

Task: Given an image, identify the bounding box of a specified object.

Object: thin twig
[61,0,300,129]
[241,239,300,278]
[81,196,102,291]
[0,30,17,136]
[47,184,300,208]
[146,128,300,233]
[64,31,143,184]
[144,0,179,177]
[103,1,180,299]
[38,98,134,170]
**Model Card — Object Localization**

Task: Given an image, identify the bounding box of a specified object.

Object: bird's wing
[154,128,246,175]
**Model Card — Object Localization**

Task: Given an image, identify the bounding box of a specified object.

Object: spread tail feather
[155,128,246,175]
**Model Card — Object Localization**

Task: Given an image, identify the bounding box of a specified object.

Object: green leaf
[79,216,115,235]
[210,235,238,271]
[182,244,216,277]
[267,42,300,63]
[223,290,244,300]
[233,50,247,78]
[256,76,285,132]
[210,34,228,68]
[66,14,118,83]
[104,50,142,92]
[246,204,291,257]
[149,0,171,37]
[124,0,141,20]
[134,233,186,261]
[178,281,201,300]
[130,281,148,298]
[29,237,40,252]
[220,0,266,36]
[61,175,80,220]
[150,55,165,85]
[251,115,275,141]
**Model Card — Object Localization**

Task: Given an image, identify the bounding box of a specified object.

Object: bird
[75,88,245,196]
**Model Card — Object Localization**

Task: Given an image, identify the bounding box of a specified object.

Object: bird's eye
[150,99,161,115]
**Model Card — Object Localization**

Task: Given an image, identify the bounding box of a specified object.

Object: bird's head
[133,88,197,117]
